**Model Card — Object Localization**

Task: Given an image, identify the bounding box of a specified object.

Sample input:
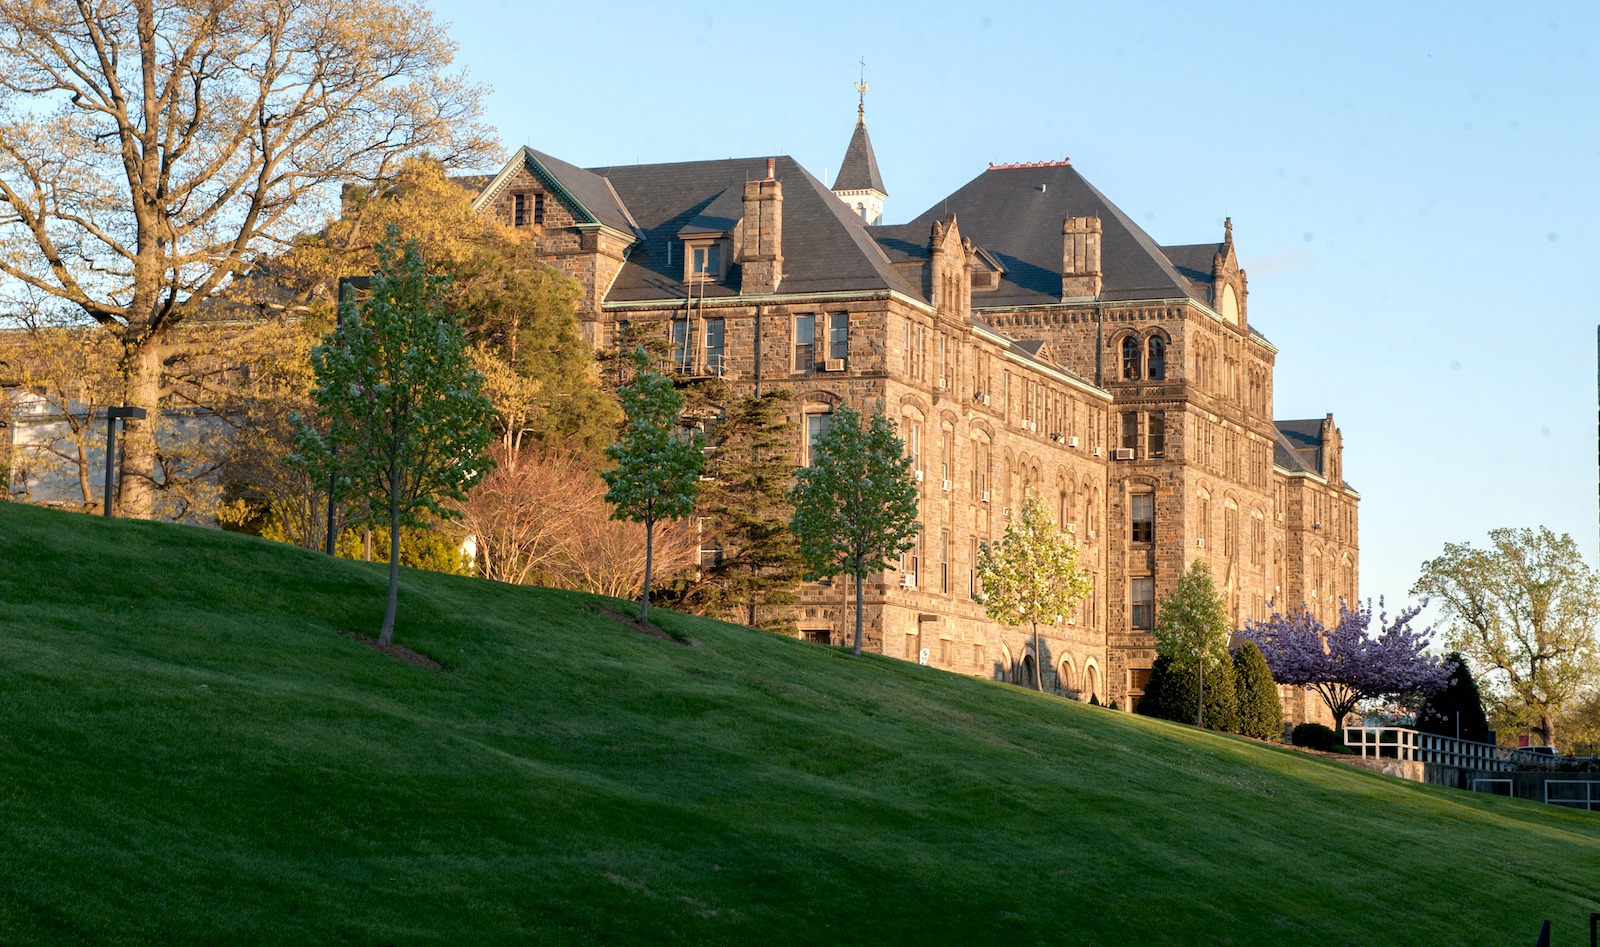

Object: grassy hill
[0,501,1596,946]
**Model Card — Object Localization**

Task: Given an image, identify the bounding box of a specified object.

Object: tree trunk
[1197,659,1206,728]
[1033,622,1044,692]
[379,462,401,646]
[640,515,654,623]
[852,564,864,657]
[117,343,162,519]
[1537,711,1556,748]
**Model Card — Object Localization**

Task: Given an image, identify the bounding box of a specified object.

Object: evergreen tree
[1234,641,1285,741]
[976,494,1092,691]
[602,350,704,622]
[1138,654,1239,732]
[294,230,495,647]
[674,389,804,630]
[1150,561,1235,728]
[789,406,920,656]
[1415,652,1492,743]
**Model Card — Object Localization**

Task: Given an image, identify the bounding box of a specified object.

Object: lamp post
[102,406,147,517]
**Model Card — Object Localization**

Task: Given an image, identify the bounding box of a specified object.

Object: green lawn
[0,501,1595,945]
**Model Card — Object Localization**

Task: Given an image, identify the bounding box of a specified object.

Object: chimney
[739,161,783,294]
[1062,216,1102,301]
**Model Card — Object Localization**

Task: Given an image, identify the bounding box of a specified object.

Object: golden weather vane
[856,57,867,117]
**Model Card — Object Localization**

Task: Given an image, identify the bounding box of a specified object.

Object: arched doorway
[1085,662,1100,704]
[1020,653,1037,689]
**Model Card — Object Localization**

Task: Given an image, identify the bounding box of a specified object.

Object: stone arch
[1058,654,1078,698]
[1084,658,1101,704]
[1120,333,1141,380]
[1144,328,1170,381]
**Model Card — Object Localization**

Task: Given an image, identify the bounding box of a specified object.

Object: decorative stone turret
[739,157,783,295]
[832,79,887,225]
[1062,216,1102,300]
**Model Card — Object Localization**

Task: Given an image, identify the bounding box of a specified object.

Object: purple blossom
[1239,599,1453,731]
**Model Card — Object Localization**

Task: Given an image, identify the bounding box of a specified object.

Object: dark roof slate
[905,163,1209,307]
[1274,419,1324,476]
[833,119,886,194]
[1160,242,1223,290]
[587,156,921,303]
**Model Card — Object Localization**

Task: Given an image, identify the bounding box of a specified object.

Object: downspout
[754,305,763,397]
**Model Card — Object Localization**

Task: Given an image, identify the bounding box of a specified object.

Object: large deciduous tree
[1240,600,1451,733]
[1150,561,1235,726]
[294,231,494,647]
[1411,527,1600,748]
[602,350,703,623]
[789,405,920,657]
[975,494,1091,692]
[0,0,494,517]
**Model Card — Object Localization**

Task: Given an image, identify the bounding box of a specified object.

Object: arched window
[1121,336,1140,380]
[1147,336,1166,380]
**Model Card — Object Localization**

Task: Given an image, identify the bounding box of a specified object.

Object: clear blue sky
[436,0,1600,615]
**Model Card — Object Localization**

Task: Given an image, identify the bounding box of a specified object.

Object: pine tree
[602,350,704,622]
[1415,652,1492,743]
[1150,561,1235,728]
[1234,641,1285,741]
[789,405,920,656]
[1138,654,1239,732]
[294,230,496,647]
[676,389,804,630]
[976,494,1092,692]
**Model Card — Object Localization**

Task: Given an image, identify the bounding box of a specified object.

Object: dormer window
[684,240,724,281]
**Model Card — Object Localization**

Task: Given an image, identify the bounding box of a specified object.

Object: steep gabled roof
[833,119,886,195]
[1274,419,1325,477]
[472,147,639,236]
[905,163,1208,307]
[588,156,920,303]
[1161,242,1224,294]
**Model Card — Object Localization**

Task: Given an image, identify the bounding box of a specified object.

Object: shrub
[1234,642,1285,741]
[1291,723,1343,751]
[1138,654,1239,732]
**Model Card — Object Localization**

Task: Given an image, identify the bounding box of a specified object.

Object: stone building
[465,112,1358,723]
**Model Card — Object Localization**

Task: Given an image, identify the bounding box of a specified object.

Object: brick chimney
[739,159,783,294]
[1062,216,1102,300]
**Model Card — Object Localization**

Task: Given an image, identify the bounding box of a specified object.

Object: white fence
[1344,726,1512,772]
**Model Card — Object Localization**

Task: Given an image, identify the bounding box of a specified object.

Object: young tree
[294,232,494,647]
[1233,641,1285,741]
[602,350,704,623]
[1414,651,1492,744]
[1240,600,1452,733]
[975,494,1092,691]
[1138,653,1239,732]
[672,389,805,630]
[1150,562,1234,727]
[0,1,493,518]
[789,405,920,656]
[1411,527,1600,747]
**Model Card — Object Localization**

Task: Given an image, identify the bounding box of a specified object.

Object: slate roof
[904,163,1210,308]
[833,119,886,194]
[1160,242,1223,294]
[524,148,639,235]
[587,156,920,302]
[1273,419,1325,476]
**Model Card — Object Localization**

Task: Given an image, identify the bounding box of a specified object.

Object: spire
[856,56,867,123]
[832,59,886,196]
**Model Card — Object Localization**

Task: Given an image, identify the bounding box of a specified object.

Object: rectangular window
[907,421,921,470]
[907,630,921,662]
[939,638,952,665]
[513,193,528,227]
[704,318,725,373]
[1131,493,1154,544]
[534,193,545,225]
[940,529,951,594]
[794,315,816,371]
[691,244,721,278]
[940,431,951,481]
[805,412,831,465]
[670,319,690,371]
[902,322,911,375]
[802,629,831,645]
[1147,411,1165,458]
[1122,411,1138,452]
[827,312,849,360]
[1131,667,1152,693]
[1131,577,1154,630]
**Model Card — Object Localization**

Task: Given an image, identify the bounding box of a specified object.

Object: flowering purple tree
[1239,600,1453,732]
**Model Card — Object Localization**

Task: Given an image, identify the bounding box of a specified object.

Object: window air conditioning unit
[976,393,991,406]
[1196,538,1206,548]
[1114,448,1136,461]
[1050,433,1065,444]
[1026,420,1037,432]
[1068,436,1080,449]
[1065,523,1076,533]
[822,358,846,372]
[1276,512,1284,522]
[900,574,918,588]
[1092,447,1103,457]
[913,469,924,482]
[942,479,953,492]
[1088,529,1097,540]
[981,491,991,503]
